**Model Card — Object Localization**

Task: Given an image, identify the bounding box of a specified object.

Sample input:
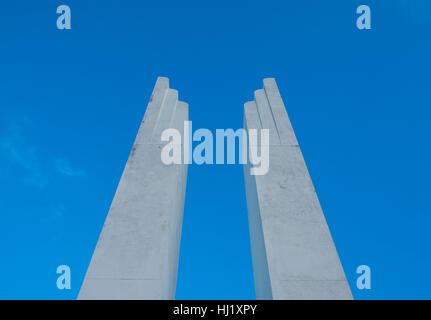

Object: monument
[79,77,351,300]
[79,77,189,299]
[243,78,352,299]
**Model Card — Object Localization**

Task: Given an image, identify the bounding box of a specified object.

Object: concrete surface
[78,77,188,300]
[243,78,352,300]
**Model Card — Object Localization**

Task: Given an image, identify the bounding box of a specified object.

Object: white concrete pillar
[79,77,188,299]
[243,78,352,299]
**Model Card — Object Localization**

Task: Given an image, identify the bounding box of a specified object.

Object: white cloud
[55,158,86,177]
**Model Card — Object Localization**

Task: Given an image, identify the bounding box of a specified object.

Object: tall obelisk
[243,78,352,299]
[79,77,188,299]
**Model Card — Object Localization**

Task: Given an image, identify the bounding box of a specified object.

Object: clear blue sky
[1,1,430,299]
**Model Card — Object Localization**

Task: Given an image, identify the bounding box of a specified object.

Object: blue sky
[1,1,430,299]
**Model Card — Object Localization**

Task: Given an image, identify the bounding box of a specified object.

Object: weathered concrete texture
[243,78,352,300]
[79,77,188,300]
